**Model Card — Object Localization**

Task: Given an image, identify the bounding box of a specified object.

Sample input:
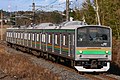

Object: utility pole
[15,6,17,26]
[0,10,3,40]
[32,0,35,24]
[96,0,101,25]
[66,0,69,21]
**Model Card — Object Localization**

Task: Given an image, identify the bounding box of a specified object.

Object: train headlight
[106,51,109,54]
[79,50,83,54]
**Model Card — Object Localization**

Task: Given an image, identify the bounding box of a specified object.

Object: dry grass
[112,37,120,67]
[0,46,60,80]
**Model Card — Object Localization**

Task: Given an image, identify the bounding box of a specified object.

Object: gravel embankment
[0,45,59,80]
[0,70,17,80]
[0,43,89,80]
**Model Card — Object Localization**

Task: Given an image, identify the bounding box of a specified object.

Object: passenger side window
[72,34,74,45]
[15,33,17,38]
[48,34,51,43]
[14,33,16,38]
[37,34,39,41]
[42,34,45,42]
[63,35,66,45]
[32,33,35,41]
[24,33,27,40]
[21,33,23,39]
[55,35,58,44]
[18,33,20,38]
[28,33,31,40]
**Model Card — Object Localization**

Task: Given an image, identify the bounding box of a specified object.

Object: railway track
[0,41,120,80]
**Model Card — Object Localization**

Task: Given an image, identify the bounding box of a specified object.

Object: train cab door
[67,33,75,58]
[69,34,75,58]
[61,32,75,58]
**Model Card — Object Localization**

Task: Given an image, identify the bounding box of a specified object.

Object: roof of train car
[6,21,110,30]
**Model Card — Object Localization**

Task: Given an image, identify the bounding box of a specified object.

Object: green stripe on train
[76,50,111,55]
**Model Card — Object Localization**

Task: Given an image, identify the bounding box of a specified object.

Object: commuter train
[6,21,112,72]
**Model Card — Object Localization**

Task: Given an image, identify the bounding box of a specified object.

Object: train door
[32,32,35,48]
[54,33,60,54]
[36,33,40,49]
[41,33,46,51]
[34,32,37,48]
[17,32,20,45]
[28,32,31,47]
[61,33,69,57]
[11,31,13,43]
[16,32,18,44]
[6,31,7,42]
[24,32,28,46]
[10,31,12,43]
[39,32,42,50]
[69,33,75,58]
[22,32,24,45]
[20,32,22,45]
[13,31,16,44]
[21,32,24,45]
[52,33,55,52]
[45,33,48,52]
[47,33,52,53]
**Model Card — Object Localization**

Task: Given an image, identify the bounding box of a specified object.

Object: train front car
[75,26,112,72]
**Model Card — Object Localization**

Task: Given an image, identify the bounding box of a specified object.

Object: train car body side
[6,25,112,72]
[6,29,76,60]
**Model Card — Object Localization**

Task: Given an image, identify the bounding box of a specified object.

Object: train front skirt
[74,62,110,72]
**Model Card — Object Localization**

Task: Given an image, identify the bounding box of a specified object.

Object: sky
[0,0,85,12]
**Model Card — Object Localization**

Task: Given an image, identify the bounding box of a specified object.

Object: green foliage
[96,0,120,39]
[9,11,64,26]
[76,0,120,39]
[50,11,63,24]
[10,14,16,25]
[82,0,96,24]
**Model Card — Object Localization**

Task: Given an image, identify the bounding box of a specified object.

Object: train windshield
[77,26,111,47]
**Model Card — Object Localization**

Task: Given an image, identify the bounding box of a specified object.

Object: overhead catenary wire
[34,1,66,11]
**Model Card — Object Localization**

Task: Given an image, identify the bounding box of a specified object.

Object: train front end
[75,26,112,72]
